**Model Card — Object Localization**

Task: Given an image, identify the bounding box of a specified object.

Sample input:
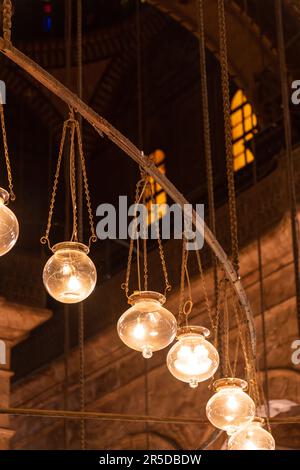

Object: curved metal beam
[0,38,256,355]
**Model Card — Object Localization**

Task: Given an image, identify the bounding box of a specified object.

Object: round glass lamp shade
[0,188,19,256]
[206,378,255,434]
[166,326,219,388]
[228,418,275,450]
[43,241,97,304]
[117,291,177,359]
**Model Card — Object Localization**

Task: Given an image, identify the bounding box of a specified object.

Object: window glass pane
[234,153,246,171]
[232,123,243,141]
[231,90,257,172]
[231,109,242,127]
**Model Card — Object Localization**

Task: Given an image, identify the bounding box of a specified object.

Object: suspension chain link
[69,117,78,242]
[121,177,146,298]
[0,103,15,200]
[40,119,68,250]
[2,0,12,42]
[217,0,239,275]
[75,120,97,247]
[40,110,96,250]
[149,173,172,296]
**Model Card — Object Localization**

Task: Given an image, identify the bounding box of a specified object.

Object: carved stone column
[0,297,51,449]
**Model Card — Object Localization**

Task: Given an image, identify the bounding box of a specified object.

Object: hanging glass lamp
[43,241,97,304]
[206,378,256,434]
[228,417,275,450]
[0,188,18,256]
[166,326,219,388]
[117,291,177,359]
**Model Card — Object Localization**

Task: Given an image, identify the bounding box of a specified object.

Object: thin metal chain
[69,116,78,242]
[75,120,97,247]
[63,0,73,448]
[0,103,15,200]
[2,0,12,42]
[178,238,193,327]
[223,289,234,377]
[122,171,172,298]
[142,182,149,290]
[196,0,219,306]
[40,119,68,249]
[121,177,147,297]
[214,274,227,377]
[76,0,86,452]
[195,249,215,332]
[149,181,172,296]
[40,111,96,251]
[217,0,239,275]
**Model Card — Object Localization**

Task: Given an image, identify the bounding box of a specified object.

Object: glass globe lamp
[43,241,97,304]
[228,417,275,450]
[166,326,219,388]
[117,291,177,359]
[206,378,255,434]
[0,188,19,256]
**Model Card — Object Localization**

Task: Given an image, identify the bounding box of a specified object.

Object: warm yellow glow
[147,149,167,224]
[43,242,97,304]
[206,385,255,434]
[228,421,275,450]
[167,331,219,388]
[67,275,81,292]
[132,323,146,340]
[231,90,257,172]
[117,292,177,359]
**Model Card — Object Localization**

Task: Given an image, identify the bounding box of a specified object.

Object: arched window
[231,90,257,171]
[147,149,167,223]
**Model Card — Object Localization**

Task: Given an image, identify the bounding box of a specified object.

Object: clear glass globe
[206,378,255,434]
[167,326,219,388]
[117,291,177,358]
[0,188,19,256]
[43,241,97,304]
[228,419,275,450]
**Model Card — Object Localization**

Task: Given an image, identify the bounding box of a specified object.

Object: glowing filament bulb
[132,323,146,340]
[67,275,81,291]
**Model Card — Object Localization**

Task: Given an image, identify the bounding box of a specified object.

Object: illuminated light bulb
[43,241,97,304]
[206,378,255,434]
[228,417,275,450]
[166,326,219,388]
[117,291,177,359]
[0,188,19,256]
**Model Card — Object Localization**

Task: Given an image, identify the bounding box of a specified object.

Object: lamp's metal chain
[40,111,96,251]
[196,0,219,307]
[2,0,12,43]
[40,119,68,250]
[122,170,171,299]
[195,249,215,333]
[75,120,97,247]
[76,0,86,452]
[0,103,15,200]
[217,0,239,276]
[69,115,78,242]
